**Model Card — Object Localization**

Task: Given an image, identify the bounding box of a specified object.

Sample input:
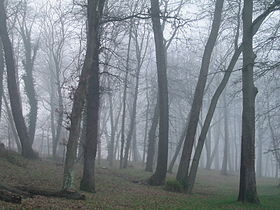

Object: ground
[0,152,279,209]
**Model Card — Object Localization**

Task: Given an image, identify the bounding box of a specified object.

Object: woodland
[0,0,280,209]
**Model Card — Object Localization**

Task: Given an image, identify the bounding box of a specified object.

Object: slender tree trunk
[205,128,212,170]
[0,38,4,120]
[123,57,141,168]
[148,0,169,186]
[62,66,87,191]
[256,128,263,177]
[176,0,224,186]
[221,93,229,175]
[145,99,159,172]
[3,94,21,152]
[120,25,132,169]
[168,117,188,173]
[237,0,259,203]
[0,0,36,159]
[108,93,122,167]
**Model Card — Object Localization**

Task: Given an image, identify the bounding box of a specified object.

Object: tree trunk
[119,24,132,168]
[107,92,122,167]
[3,94,21,152]
[176,0,224,186]
[142,77,150,164]
[148,0,169,186]
[0,38,4,120]
[168,116,188,173]
[237,0,259,203]
[62,65,87,190]
[221,93,229,175]
[19,17,39,145]
[0,0,36,159]
[205,128,212,170]
[80,0,105,193]
[256,128,263,177]
[123,47,142,168]
[179,0,280,193]
[145,99,159,172]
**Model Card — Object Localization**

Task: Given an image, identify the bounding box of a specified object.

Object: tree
[80,0,105,193]
[177,0,280,194]
[0,0,36,159]
[17,0,39,145]
[176,0,224,188]
[148,0,169,186]
[237,0,259,203]
[123,22,150,168]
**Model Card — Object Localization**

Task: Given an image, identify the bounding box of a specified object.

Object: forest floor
[0,151,279,209]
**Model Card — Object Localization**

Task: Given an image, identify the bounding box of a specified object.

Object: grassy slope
[0,153,279,210]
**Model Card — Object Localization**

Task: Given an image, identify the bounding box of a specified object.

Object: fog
[0,0,280,207]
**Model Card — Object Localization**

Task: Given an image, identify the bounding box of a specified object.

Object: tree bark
[80,0,105,193]
[237,0,259,203]
[148,0,169,186]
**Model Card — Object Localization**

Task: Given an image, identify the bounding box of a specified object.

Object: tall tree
[185,0,280,194]
[148,0,169,186]
[237,0,259,203]
[80,0,105,193]
[123,23,149,168]
[17,0,39,144]
[176,0,224,187]
[0,0,36,159]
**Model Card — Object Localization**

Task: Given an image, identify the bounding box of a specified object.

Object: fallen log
[17,186,86,200]
[0,190,21,204]
[0,184,85,204]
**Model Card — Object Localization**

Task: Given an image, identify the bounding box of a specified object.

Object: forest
[0,0,280,209]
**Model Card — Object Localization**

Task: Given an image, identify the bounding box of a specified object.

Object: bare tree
[0,0,36,159]
[80,0,105,193]
[237,0,259,203]
[17,0,39,145]
[176,0,224,189]
[147,0,169,186]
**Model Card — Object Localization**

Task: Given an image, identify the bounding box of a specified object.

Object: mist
[0,0,279,208]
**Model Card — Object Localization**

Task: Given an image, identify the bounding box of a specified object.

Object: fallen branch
[0,184,85,204]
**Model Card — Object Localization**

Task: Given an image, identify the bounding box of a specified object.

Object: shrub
[164,180,184,193]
